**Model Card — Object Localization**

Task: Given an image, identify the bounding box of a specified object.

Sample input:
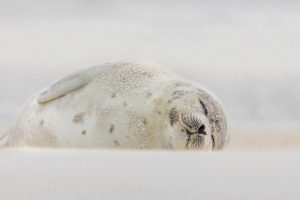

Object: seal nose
[198,125,206,135]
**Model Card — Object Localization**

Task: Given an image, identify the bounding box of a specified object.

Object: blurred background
[0,0,299,133]
[2,2,300,199]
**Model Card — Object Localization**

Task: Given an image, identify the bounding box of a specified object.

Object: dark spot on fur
[111,93,116,98]
[146,92,152,97]
[81,130,86,135]
[168,100,172,104]
[125,135,130,139]
[109,125,114,133]
[143,119,147,125]
[158,111,162,115]
[200,100,208,116]
[169,108,179,126]
[197,88,205,93]
[114,140,120,147]
[73,112,86,123]
[171,90,189,101]
[39,120,44,126]
[210,118,219,124]
[172,90,185,96]
[123,102,127,107]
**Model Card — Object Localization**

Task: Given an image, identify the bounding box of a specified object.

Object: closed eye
[199,100,208,116]
[211,134,215,149]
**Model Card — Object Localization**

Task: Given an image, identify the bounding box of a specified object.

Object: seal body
[6,62,228,150]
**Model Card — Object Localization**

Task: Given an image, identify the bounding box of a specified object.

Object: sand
[227,131,300,151]
[2,126,300,151]
[1,126,300,200]
[0,149,300,200]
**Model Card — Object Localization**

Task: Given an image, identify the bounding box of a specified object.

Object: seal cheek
[169,107,179,126]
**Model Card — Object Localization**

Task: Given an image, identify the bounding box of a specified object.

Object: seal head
[166,86,228,150]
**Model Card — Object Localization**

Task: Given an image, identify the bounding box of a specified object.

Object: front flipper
[37,65,101,104]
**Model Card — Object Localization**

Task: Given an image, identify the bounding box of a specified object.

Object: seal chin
[186,135,205,150]
[183,130,215,150]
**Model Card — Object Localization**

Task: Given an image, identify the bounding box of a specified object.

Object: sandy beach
[0,142,300,200]
[2,125,300,151]
[1,125,300,200]
[227,131,300,151]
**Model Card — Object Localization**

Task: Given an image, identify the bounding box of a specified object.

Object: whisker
[182,115,200,130]
[191,140,196,148]
[186,134,191,148]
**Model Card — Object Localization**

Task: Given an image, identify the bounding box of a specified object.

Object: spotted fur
[7,62,228,150]
[73,112,85,123]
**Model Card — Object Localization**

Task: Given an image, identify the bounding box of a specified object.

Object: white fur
[5,62,228,150]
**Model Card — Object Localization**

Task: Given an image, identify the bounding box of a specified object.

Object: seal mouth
[186,135,204,149]
[185,127,206,149]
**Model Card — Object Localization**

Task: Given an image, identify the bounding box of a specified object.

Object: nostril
[198,125,205,133]
[199,131,207,135]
